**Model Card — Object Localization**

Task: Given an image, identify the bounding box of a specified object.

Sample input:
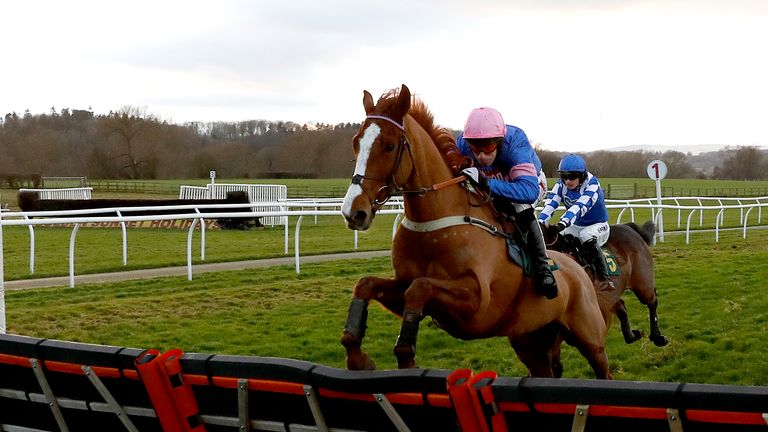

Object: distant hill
[590,144,768,155]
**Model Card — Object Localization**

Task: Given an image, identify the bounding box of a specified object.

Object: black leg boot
[584,239,615,289]
[520,213,558,299]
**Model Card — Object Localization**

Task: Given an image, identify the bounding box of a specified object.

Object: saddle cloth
[505,238,559,276]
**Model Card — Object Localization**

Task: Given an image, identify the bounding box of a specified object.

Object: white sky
[2,0,767,152]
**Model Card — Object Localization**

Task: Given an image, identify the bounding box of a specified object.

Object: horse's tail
[624,221,655,246]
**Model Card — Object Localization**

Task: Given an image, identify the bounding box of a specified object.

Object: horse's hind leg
[630,273,669,347]
[551,340,564,378]
[566,307,612,379]
[342,276,406,370]
[510,324,562,378]
[647,299,669,346]
[613,299,643,344]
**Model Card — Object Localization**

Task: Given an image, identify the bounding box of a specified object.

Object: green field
[2,178,768,385]
[5,177,768,210]
[1,204,765,282]
[0,215,398,281]
[4,226,768,385]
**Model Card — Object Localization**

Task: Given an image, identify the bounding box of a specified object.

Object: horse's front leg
[342,276,407,370]
[394,276,480,369]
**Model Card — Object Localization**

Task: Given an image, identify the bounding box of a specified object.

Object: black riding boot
[522,216,558,299]
[584,239,614,287]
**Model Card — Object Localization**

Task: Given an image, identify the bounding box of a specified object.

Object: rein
[357,114,508,239]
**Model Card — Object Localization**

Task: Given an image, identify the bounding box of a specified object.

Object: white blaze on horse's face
[342,123,381,230]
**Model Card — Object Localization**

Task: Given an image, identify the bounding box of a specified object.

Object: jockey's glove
[461,167,489,192]
[556,221,568,232]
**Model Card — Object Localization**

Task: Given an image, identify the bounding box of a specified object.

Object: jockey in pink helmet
[458,107,558,299]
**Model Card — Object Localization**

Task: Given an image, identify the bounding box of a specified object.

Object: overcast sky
[2,0,767,152]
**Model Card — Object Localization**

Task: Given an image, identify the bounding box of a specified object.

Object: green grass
[5,228,768,385]
[1,215,397,280]
[2,195,764,282]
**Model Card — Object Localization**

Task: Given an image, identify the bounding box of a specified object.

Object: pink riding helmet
[463,107,506,139]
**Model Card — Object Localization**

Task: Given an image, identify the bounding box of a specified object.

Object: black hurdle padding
[17,190,251,216]
[309,365,459,432]
[0,333,56,431]
[181,353,320,432]
[678,382,768,431]
[0,333,162,432]
[488,377,683,432]
[490,377,768,432]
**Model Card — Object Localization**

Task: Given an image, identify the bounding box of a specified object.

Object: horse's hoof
[552,362,564,378]
[624,330,643,344]
[651,335,669,347]
[394,344,416,369]
[347,354,376,371]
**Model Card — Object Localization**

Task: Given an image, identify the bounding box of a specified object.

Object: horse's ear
[392,84,411,119]
[363,90,374,114]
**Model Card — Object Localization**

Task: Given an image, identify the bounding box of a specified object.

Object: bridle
[351,114,465,210]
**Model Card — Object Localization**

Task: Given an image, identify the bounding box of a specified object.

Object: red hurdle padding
[136,349,206,432]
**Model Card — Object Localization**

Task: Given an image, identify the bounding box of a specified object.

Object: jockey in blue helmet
[538,154,613,286]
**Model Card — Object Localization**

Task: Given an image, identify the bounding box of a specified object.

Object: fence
[89,180,179,195]
[1,332,767,431]
[18,187,93,200]
[62,179,768,200]
[40,176,88,188]
[179,183,288,226]
[611,184,768,199]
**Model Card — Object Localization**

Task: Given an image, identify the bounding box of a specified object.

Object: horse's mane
[376,89,471,175]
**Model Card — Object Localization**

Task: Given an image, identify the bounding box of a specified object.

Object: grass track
[5,228,768,385]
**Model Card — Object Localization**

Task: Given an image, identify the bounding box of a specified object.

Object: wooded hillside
[2,106,766,180]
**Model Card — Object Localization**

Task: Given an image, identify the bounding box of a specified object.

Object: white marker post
[646,160,668,242]
[208,170,217,199]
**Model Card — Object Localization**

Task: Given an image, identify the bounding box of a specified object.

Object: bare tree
[100,106,154,179]
[717,146,765,180]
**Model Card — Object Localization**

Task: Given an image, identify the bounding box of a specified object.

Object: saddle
[489,199,559,277]
[558,234,621,277]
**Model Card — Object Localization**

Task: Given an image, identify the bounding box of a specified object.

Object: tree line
[1,107,766,181]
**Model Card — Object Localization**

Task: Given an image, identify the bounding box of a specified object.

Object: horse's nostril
[353,210,368,222]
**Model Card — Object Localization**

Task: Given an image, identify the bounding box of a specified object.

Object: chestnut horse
[340,84,611,378]
[542,221,669,347]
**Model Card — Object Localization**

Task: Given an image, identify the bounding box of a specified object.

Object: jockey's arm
[488,174,540,204]
[559,183,600,226]
[538,183,564,224]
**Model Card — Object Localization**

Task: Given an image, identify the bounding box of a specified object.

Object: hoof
[347,354,376,371]
[394,344,416,369]
[651,334,670,347]
[623,329,643,344]
[552,361,563,378]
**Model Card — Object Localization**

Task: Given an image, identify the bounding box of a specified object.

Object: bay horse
[542,221,669,347]
[340,84,612,379]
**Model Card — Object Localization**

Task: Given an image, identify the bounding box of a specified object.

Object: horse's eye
[384,143,396,152]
